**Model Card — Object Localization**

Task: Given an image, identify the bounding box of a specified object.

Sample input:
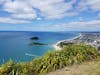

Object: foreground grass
[0,44,100,75]
[47,59,100,75]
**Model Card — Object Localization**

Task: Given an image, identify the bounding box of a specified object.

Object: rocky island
[30,36,39,40]
[55,32,100,50]
[29,36,48,46]
[30,42,48,46]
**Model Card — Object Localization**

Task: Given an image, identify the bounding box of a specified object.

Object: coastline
[53,33,82,50]
[53,32,100,50]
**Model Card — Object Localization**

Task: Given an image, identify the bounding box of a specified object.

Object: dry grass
[47,59,100,75]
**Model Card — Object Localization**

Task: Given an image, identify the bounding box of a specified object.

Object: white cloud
[30,20,100,31]
[2,0,37,20]
[3,1,33,14]
[0,17,30,24]
[0,0,100,24]
[60,20,100,31]
[0,0,9,4]
[11,13,36,20]
[1,19,99,31]
[77,0,100,12]
[76,0,88,12]
[86,0,100,11]
[36,17,42,20]
[28,0,77,19]
[1,0,100,20]
[1,0,77,20]
[96,13,100,19]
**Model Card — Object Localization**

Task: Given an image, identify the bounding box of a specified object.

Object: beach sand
[53,33,82,50]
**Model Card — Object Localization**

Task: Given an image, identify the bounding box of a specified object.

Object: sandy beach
[53,33,82,50]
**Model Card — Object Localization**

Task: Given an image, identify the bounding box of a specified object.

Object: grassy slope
[47,59,100,75]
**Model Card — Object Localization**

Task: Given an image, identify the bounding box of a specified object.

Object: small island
[29,36,48,46]
[30,36,39,40]
[30,42,48,46]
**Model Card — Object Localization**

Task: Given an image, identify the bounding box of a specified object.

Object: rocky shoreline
[54,32,100,50]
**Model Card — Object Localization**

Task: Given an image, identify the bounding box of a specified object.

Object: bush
[0,59,15,75]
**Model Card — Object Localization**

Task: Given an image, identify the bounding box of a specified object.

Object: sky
[0,0,100,31]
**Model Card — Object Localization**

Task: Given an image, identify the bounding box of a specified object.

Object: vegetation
[0,44,100,75]
[58,42,74,48]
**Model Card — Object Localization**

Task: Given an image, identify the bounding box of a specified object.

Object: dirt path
[47,60,100,75]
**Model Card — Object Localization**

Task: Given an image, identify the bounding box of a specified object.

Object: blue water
[0,31,79,65]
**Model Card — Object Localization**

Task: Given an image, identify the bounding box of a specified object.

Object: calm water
[0,31,79,65]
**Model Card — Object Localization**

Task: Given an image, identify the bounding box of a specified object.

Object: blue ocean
[0,31,79,65]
